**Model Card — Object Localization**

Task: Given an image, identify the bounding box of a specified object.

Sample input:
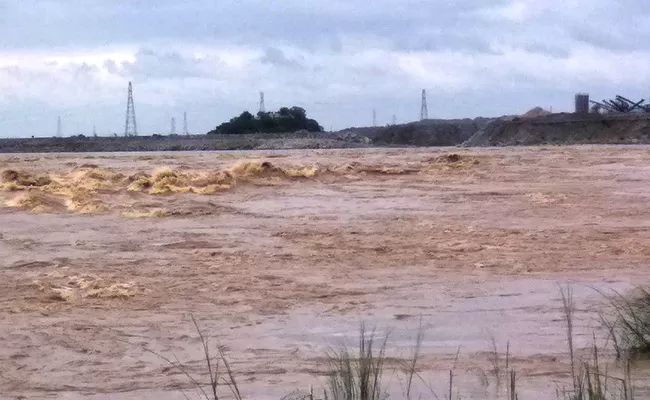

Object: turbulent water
[1,146,649,399]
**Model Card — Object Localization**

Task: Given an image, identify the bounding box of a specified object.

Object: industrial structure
[590,95,650,114]
[574,93,590,114]
[183,112,189,135]
[259,91,265,113]
[56,116,62,137]
[420,89,428,120]
[171,117,176,135]
[124,81,138,136]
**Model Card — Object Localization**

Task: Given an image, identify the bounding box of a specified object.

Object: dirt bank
[339,117,494,146]
[464,113,650,146]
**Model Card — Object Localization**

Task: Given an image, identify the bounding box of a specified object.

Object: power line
[124,81,138,136]
[420,89,428,120]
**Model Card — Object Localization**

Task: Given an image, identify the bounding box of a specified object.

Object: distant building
[575,93,590,114]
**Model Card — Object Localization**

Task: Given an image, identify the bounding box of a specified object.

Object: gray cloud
[392,32,499,54]
[0,65,50,82]
[2,0,650,137]
[103,48,218,80]
[568,26,647,52]
[523,43,570,59]
[0,0,511,51]
[103,60,119,75]
[70,63,100,79]
[260,48,304,69]
[2,0,647,57]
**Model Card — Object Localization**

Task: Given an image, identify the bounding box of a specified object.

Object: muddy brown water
[1,146,650,399]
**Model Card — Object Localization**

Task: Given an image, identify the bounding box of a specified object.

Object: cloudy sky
[1,0,649,137]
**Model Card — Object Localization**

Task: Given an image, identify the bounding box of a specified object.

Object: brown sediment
[65,191,107,214]
[1,169,52,187]
[227,160,320,179]
[121,208,169,218]
[5,191,66,213]
[35,275,146,303]
[1,147,650,399]
[0,155,484,215]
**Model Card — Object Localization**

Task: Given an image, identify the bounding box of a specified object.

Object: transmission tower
[124,81,138,136]
[392,114,397,125]
[171,117,176,135]
[259,91,265,113]
[93,125,97,137]
[183,111,189,135]
[420,89,428,120]
[372,109,377,127]
[56,116,62,137]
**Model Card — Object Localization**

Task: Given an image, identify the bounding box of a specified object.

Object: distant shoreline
[0,132,369,154]
[3,113,650,153]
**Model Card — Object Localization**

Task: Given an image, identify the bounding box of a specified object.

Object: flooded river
[1,146,649,399]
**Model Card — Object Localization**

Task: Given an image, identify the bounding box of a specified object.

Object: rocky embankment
[463,113,650,146]
[337,117,494,146]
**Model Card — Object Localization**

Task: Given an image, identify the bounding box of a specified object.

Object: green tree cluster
[208,106,323,134]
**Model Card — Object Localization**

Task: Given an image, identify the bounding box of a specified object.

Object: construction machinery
[589,95,650,114]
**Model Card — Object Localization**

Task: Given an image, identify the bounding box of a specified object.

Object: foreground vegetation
[140,285,649,400]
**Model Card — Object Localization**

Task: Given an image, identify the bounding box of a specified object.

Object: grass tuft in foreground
[324,324,388,400]
[139,284,649,400]
[597,287,650,359]
[560,284,638,400]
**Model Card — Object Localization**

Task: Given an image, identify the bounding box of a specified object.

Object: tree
[289,107,307,121]
[257,112,276,131]
[208,106,323,135]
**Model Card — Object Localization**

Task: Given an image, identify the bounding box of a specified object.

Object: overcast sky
[1,0,649,137]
